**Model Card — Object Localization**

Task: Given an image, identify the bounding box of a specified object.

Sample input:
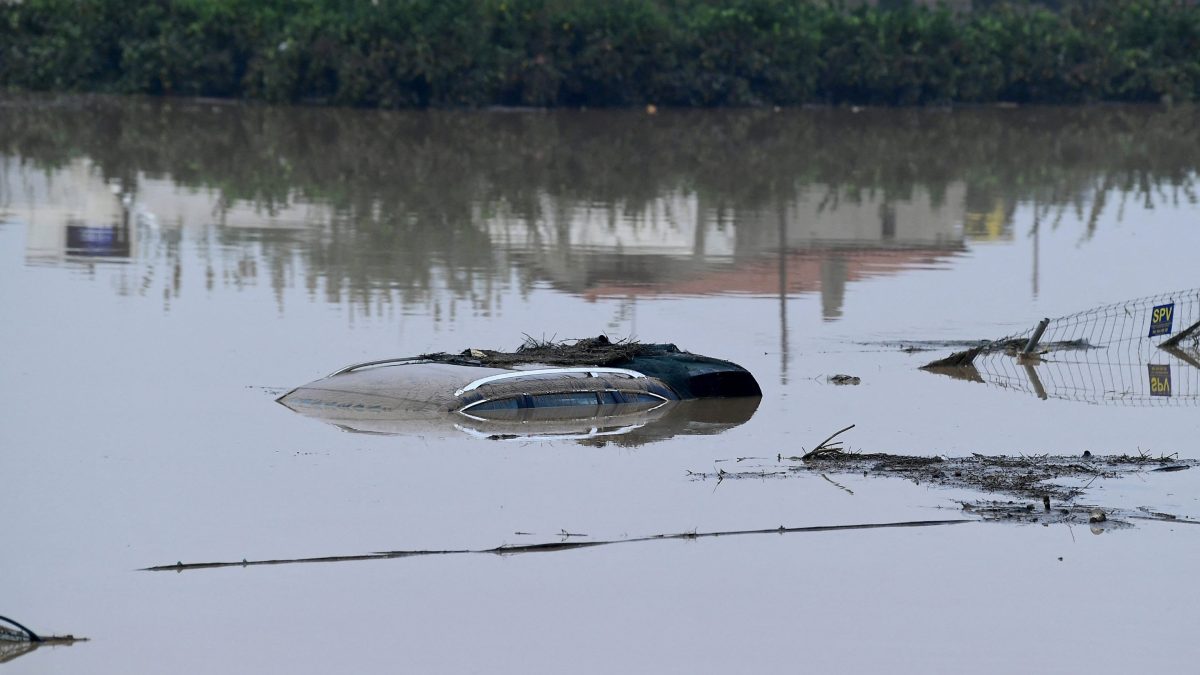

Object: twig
[802,424,856,460]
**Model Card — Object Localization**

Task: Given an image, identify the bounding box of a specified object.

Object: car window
[529,392,600,408]
[468,396,521,411]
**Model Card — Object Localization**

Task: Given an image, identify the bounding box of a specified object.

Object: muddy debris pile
[691,445,1198,529]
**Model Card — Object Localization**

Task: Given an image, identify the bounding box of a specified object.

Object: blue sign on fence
[1149,303,1175,337]
[1148,364,1172,397]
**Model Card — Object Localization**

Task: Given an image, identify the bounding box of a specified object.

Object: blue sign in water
[1148,364,1172,397]
[1149,302,1175,337]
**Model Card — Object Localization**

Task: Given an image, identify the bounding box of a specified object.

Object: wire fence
[970,288,1200,407]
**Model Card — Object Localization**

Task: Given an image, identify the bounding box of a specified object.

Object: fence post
[1022,318,1050,355]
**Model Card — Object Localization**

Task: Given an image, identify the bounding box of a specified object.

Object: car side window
[468,396,521,411]
[529,392,600,408]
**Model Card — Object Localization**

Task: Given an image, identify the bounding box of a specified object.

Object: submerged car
[276,338,762,442]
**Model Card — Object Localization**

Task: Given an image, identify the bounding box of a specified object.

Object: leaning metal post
[1022,318,1051,355]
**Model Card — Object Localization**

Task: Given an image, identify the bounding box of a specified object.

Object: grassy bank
[2,0,1199,107]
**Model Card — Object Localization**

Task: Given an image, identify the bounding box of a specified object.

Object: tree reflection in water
[1,96,1197,318]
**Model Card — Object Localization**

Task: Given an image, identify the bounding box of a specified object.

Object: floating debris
[698,446,1195,502]
[692,424,1198,531]
[426,334,651,368]
[920,345,986,369]
[1151,464,1191,472]
[827,374,861,385]
[962,501,1140,531]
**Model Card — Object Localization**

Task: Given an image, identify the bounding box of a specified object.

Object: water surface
[2,95,1199,673]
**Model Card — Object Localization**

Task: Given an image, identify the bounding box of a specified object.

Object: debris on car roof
[423,334,658,368]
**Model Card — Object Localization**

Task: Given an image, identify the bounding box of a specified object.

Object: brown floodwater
[2,95,1199,673]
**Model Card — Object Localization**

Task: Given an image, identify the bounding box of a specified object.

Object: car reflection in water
[276,345,762,445]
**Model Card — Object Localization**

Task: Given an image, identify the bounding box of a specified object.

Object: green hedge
[3,0,1200,106]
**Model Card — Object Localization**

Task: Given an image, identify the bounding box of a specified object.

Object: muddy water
[2,96,1199,673]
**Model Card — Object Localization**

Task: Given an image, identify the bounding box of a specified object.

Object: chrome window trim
[453,367,646,397]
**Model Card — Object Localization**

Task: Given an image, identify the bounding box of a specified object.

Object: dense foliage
[2,0,1199,107]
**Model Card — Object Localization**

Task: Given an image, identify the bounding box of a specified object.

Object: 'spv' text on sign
[1149,302,1175,337]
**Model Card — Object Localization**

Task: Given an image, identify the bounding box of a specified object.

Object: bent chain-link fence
[968,288,1200,406]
